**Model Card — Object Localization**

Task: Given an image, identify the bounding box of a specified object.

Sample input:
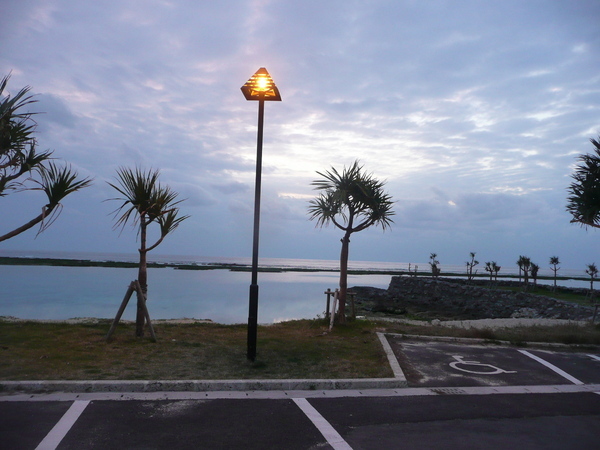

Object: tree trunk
[337,231,351,324]
[136,220,148,337]
[0,206,52,242]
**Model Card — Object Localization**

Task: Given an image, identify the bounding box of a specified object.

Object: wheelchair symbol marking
[449,355,517,375]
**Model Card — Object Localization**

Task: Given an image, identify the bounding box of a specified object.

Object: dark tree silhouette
[0,74,91,242]
[549,256,560,291]
[586,263,598,299]
[429,253,440,278]
[567,137,600,228]
[466,252,479,281]
[109,167,188,336]
[308,161,394,324]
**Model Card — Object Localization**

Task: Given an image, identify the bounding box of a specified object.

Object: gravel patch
[368,317,590,329]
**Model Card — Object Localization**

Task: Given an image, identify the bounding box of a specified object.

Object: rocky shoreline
[352,276,596,321]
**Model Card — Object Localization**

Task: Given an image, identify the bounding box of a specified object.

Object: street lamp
[241,67,281,361]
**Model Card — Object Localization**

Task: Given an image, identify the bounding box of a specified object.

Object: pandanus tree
[308,161,394,324]
[567,137,600,229]
[585,263,598,298]
[0,74,91,242]
[516,255,526,283]
[429,253,440,278]
[549,256,560,291]
[109,167,188,336]
[531,262,539,286]
[521,256,532,289]
[466,252,479,281]
[484,261,494,283]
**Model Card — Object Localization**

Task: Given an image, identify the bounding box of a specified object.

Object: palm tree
[0,74,91,241]
[567,136,600,228]
[549,256,560,291]
[429,253,440,278]
[586,263,598,298]
[516,256,526,283]
[520,256,531,290]
[308,161,394,324]
[109,167,189,336]
[492,261,501,281]
[530,262,539,287]
[484,261,493,283]
[466,252,478,281]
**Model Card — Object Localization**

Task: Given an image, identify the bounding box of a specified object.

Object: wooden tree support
[106,280,157,342]
[325,288,356,325]
[328,289,339,331]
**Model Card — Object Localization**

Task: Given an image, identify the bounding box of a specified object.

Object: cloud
[0,0,599,270]
[34,94,78,129]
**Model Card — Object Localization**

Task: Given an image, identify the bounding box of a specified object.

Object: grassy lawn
[1,318,599,381]
[0,319,394,381]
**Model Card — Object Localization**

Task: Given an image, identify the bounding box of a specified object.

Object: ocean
[0,250,591,323]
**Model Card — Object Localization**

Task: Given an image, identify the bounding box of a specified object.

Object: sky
[1,0,599,272]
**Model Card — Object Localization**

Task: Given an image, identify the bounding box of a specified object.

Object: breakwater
[353,276,595,321]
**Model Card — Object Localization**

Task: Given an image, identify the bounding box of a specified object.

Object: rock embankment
[352,276,595,321]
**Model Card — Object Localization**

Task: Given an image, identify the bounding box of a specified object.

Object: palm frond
[566,136,600,228]
[108,166,189,247]
[308,160,394,233]
[34,162,93,206]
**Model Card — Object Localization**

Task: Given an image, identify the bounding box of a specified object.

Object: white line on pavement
[518,350,584,385]
[35,400,89,450]
[587,354,600,362]
[376,332,407,381]
[293,398,353,450]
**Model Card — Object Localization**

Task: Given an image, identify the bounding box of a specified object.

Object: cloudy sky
[1,0,599,271]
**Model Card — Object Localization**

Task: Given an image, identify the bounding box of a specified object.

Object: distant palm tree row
[422,252,598,296]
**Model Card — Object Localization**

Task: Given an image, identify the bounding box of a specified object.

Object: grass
[1,318,598,381]
[0,319,392,381]
[490,284,596,306]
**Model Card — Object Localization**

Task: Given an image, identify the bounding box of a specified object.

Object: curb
[0,378,407,394]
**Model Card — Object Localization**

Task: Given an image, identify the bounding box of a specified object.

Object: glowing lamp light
[241,67,282,101]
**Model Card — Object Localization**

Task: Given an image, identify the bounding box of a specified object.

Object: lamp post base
[247,283,259,361]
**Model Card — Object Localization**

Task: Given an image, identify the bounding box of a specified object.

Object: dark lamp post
[241,67,281,361]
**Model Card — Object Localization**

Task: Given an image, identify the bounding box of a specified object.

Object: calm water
[0,250,591,323]
[0,264,391,323]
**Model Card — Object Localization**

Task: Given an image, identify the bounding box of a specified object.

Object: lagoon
[0,250,591,323]
[0,264,392,324]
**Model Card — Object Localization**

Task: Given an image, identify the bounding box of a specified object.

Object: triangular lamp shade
[241,67,281,101]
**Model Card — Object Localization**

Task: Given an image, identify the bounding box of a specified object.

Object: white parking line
[35,400,89,450]
[293,398,352,450]
[587,354,600,362]
[376,332,406,381]
[518,350,584,385]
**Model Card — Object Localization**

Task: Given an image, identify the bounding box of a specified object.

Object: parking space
[385,335,600,388]
[0,401,74,450]
[310,392,600,450]
[3,399,331,450]
[521,349,600,385]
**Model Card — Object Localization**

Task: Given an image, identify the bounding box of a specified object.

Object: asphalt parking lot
[385,335,600,388]
[2,336,599,449]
